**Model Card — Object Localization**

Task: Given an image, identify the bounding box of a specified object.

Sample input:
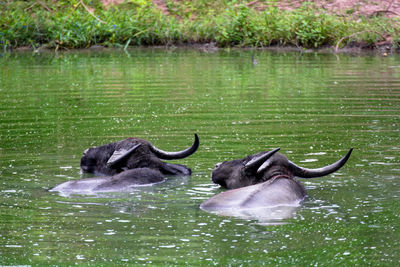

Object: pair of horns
[107,134,199,167]
[245,148,353,178]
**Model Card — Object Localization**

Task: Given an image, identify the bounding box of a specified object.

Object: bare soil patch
[249,0,400,18]
[101,0,125,7]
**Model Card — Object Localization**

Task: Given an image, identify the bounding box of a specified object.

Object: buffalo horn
[150,134,199,160]
[289,148,353,178]
[244,148,280,172]
[107,143,141,167]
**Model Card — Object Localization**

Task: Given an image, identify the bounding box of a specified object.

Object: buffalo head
[80,134,199,176]
[211,148,353,189]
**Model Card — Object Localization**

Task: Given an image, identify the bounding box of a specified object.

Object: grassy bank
[1,0,399,51]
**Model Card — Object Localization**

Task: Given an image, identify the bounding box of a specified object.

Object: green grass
[1,0,399,50]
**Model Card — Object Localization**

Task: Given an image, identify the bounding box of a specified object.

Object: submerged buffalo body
[50,168,165,194]
[200,148,353,215]
[51,134,199,194]
[80,134,199,176]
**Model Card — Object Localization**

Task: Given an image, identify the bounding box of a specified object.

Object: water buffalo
[50,168,165,195]
[80,134,199,176]
[200,148,353,219]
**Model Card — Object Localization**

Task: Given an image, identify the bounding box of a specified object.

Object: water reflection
[203,205,300,225]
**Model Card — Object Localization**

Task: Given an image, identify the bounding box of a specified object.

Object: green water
[0,49,399,266]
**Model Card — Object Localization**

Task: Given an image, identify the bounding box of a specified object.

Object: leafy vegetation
[1,0,399,50]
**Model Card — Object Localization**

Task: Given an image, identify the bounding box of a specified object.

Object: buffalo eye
[81,156,96,169]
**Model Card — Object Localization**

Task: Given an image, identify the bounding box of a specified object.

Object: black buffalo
[200,148,353,215]
[80,134,199,176]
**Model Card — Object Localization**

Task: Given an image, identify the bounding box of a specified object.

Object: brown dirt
[152,0,169,14]
[248,0,400,18]
[101,0,125,7]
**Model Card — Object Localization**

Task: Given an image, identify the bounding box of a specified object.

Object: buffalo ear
[244,148,280,173]
[107,144,141,167]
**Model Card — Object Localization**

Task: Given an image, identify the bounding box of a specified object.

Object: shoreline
[6,42,396,56]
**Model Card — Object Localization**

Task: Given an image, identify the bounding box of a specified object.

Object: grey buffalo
[50,168,165,195]
[200,148,353,220]
[80,134,199,176]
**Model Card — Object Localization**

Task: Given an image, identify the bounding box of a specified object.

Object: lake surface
[0,48,399,266]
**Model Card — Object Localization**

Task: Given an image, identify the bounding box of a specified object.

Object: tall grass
[1,0,399,50]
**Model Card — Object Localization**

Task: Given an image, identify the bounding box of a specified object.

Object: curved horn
[150,134,199,160]
[244,148,280,172]
[289,148,353,178]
